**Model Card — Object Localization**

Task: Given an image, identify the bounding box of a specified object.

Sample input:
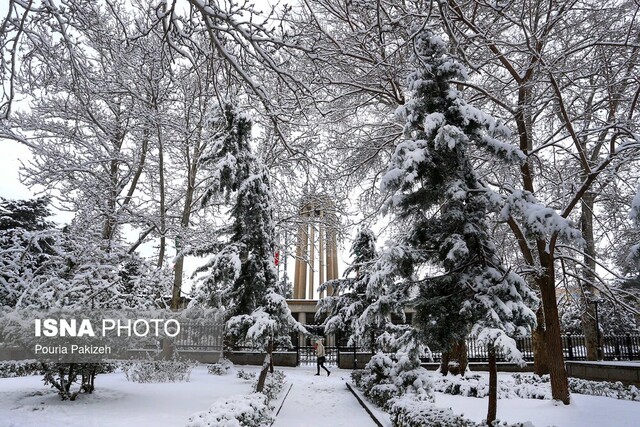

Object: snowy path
[272,367,376,427]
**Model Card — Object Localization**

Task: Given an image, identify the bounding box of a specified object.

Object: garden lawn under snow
[1,367,639,427]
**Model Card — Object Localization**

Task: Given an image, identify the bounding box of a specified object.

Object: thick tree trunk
[487,346,497,425]
[452,338,468,375]
[537,248,570,404]
[439,350,450,376]
[440,339,467,376]
[533,306,549,375]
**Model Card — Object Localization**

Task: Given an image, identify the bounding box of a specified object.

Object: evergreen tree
[317,228,377,347]
[0,197,59,307]
[193,104,304,352]
[374,29,539,421]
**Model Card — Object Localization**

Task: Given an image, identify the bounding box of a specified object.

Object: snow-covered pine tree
[193,105,304,389]
[377,29,539,422]
[317,228,377,348]
[0,197,59,307]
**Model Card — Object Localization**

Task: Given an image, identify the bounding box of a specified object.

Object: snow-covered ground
[0,367,638,427]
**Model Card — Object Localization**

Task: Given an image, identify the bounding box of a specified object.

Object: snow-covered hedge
[253,369,286,400]
[432,374,549,400]
[123,360,193,383]
[208,358,234,376]
[433,373,640,402]
[0,361,43,378]
[352,353,432,409]
[389,397,530,427]
[512,373,640,401]
[186,393,273,427]
[236,369,256,381]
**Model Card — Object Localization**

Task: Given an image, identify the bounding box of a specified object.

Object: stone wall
[566,361,640,386]
[338,352,373,369]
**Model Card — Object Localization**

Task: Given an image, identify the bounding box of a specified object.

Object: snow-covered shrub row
[512,373,640,401]
[236,369,256,381]
[208,358,234,376]
[0,361,43,378]
[122,360,193,383]
[434,372,640,402]
[351,353,433,409]
[389,397,530,427]
[186,393,273,427]
[252,369,286,400]
[432,374,550,400]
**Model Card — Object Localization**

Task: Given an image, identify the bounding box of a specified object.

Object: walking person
[314,338,331,376]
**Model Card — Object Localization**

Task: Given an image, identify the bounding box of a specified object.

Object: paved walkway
[272,367,376,427]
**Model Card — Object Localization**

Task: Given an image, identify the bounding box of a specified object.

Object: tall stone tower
[293,195,339,299]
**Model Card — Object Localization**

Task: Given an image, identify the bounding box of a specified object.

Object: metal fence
[171,321,224,351]
[223,334,640,367]
[428,334,640,362]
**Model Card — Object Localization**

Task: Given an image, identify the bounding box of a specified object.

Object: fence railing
[170,321,224,351]
[427,334,640,362]
[222,334,640,366]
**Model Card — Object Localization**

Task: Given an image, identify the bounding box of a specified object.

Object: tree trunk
[537,248,570,404]
[451,338,468,375]
[440,339,467,375]
[256,339,273,393]
[580,192,598,360]
[533,306,549,375]
[487,345,497,425]
[156,117,166,268]
[439,350,450,376]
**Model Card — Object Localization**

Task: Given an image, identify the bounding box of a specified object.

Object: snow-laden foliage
[512,373,640,402]
[208,358,234,376]
[351,352,433,409]
[251,369,286,400]
[186,393,273,427]
[500,190,583,246]
[0,197,160,310]
[630,185,640,227]
[192,105,305,348]
[317,228,378,347]
[389,397,529,427]
[236,369,256,381]
[433,373,640,402]
[371,29,538,371]
[225,289,303,348]
[0,361,43,378]
[122,359,193,383]
[625,185,640,273]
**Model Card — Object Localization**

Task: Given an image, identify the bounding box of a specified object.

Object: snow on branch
[501,190,583,247]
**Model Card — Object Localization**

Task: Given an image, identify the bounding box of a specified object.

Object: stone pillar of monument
[292,195,339,300]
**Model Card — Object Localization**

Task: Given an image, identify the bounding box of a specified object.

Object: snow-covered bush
[252,369,286,400]
[236,369,256,381]
[208,358,234,375]
[352,353,400,408]
[389,397,530,427]
[186,393,273,427]
[41,363,113,400]
[0,361,43,378]
[434,373,640,402]
[390,398,474,427]
[123,360,193,383]
[512,373,640,401]
[352,352,432,409]
[433,374,549,400]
